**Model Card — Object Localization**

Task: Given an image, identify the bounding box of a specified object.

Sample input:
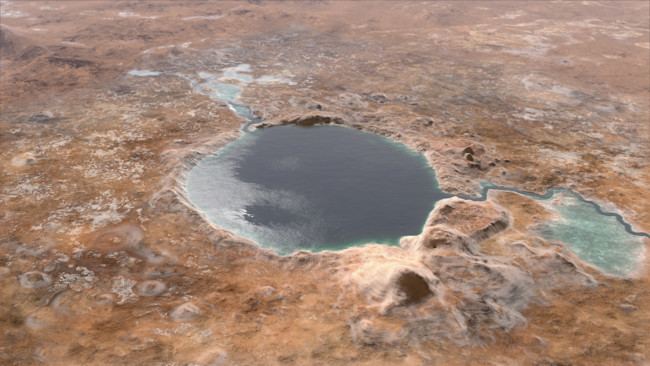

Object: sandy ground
[1,1,649,365]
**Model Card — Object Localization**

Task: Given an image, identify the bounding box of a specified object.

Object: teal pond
[534,192,645,277]
[186,125,646,276]
[127,67,646,276]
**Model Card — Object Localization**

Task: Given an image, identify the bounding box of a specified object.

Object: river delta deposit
[1,1,649,365]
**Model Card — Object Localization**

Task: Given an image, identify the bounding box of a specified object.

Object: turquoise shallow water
[127,67,646,276]
[128,69,160,76]
[458,184,647,277]
[184,100,645,275]
[534,193,645,277]
[186,121,646,275]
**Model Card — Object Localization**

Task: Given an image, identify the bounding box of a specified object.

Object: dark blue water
[168,68,647,276]
[187,125,450,255]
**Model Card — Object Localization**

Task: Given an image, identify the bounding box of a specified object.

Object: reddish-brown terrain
[1,1,649,365]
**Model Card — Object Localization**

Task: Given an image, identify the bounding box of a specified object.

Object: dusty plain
[1,1,649,365]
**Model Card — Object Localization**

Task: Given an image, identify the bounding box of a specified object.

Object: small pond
[534,192,645,277]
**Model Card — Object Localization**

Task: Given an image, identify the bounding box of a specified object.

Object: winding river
[129,68,648,276]
[234,90,649,240]
[458,185,649,239]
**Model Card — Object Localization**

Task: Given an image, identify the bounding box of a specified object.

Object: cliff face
[1,1,649,365]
